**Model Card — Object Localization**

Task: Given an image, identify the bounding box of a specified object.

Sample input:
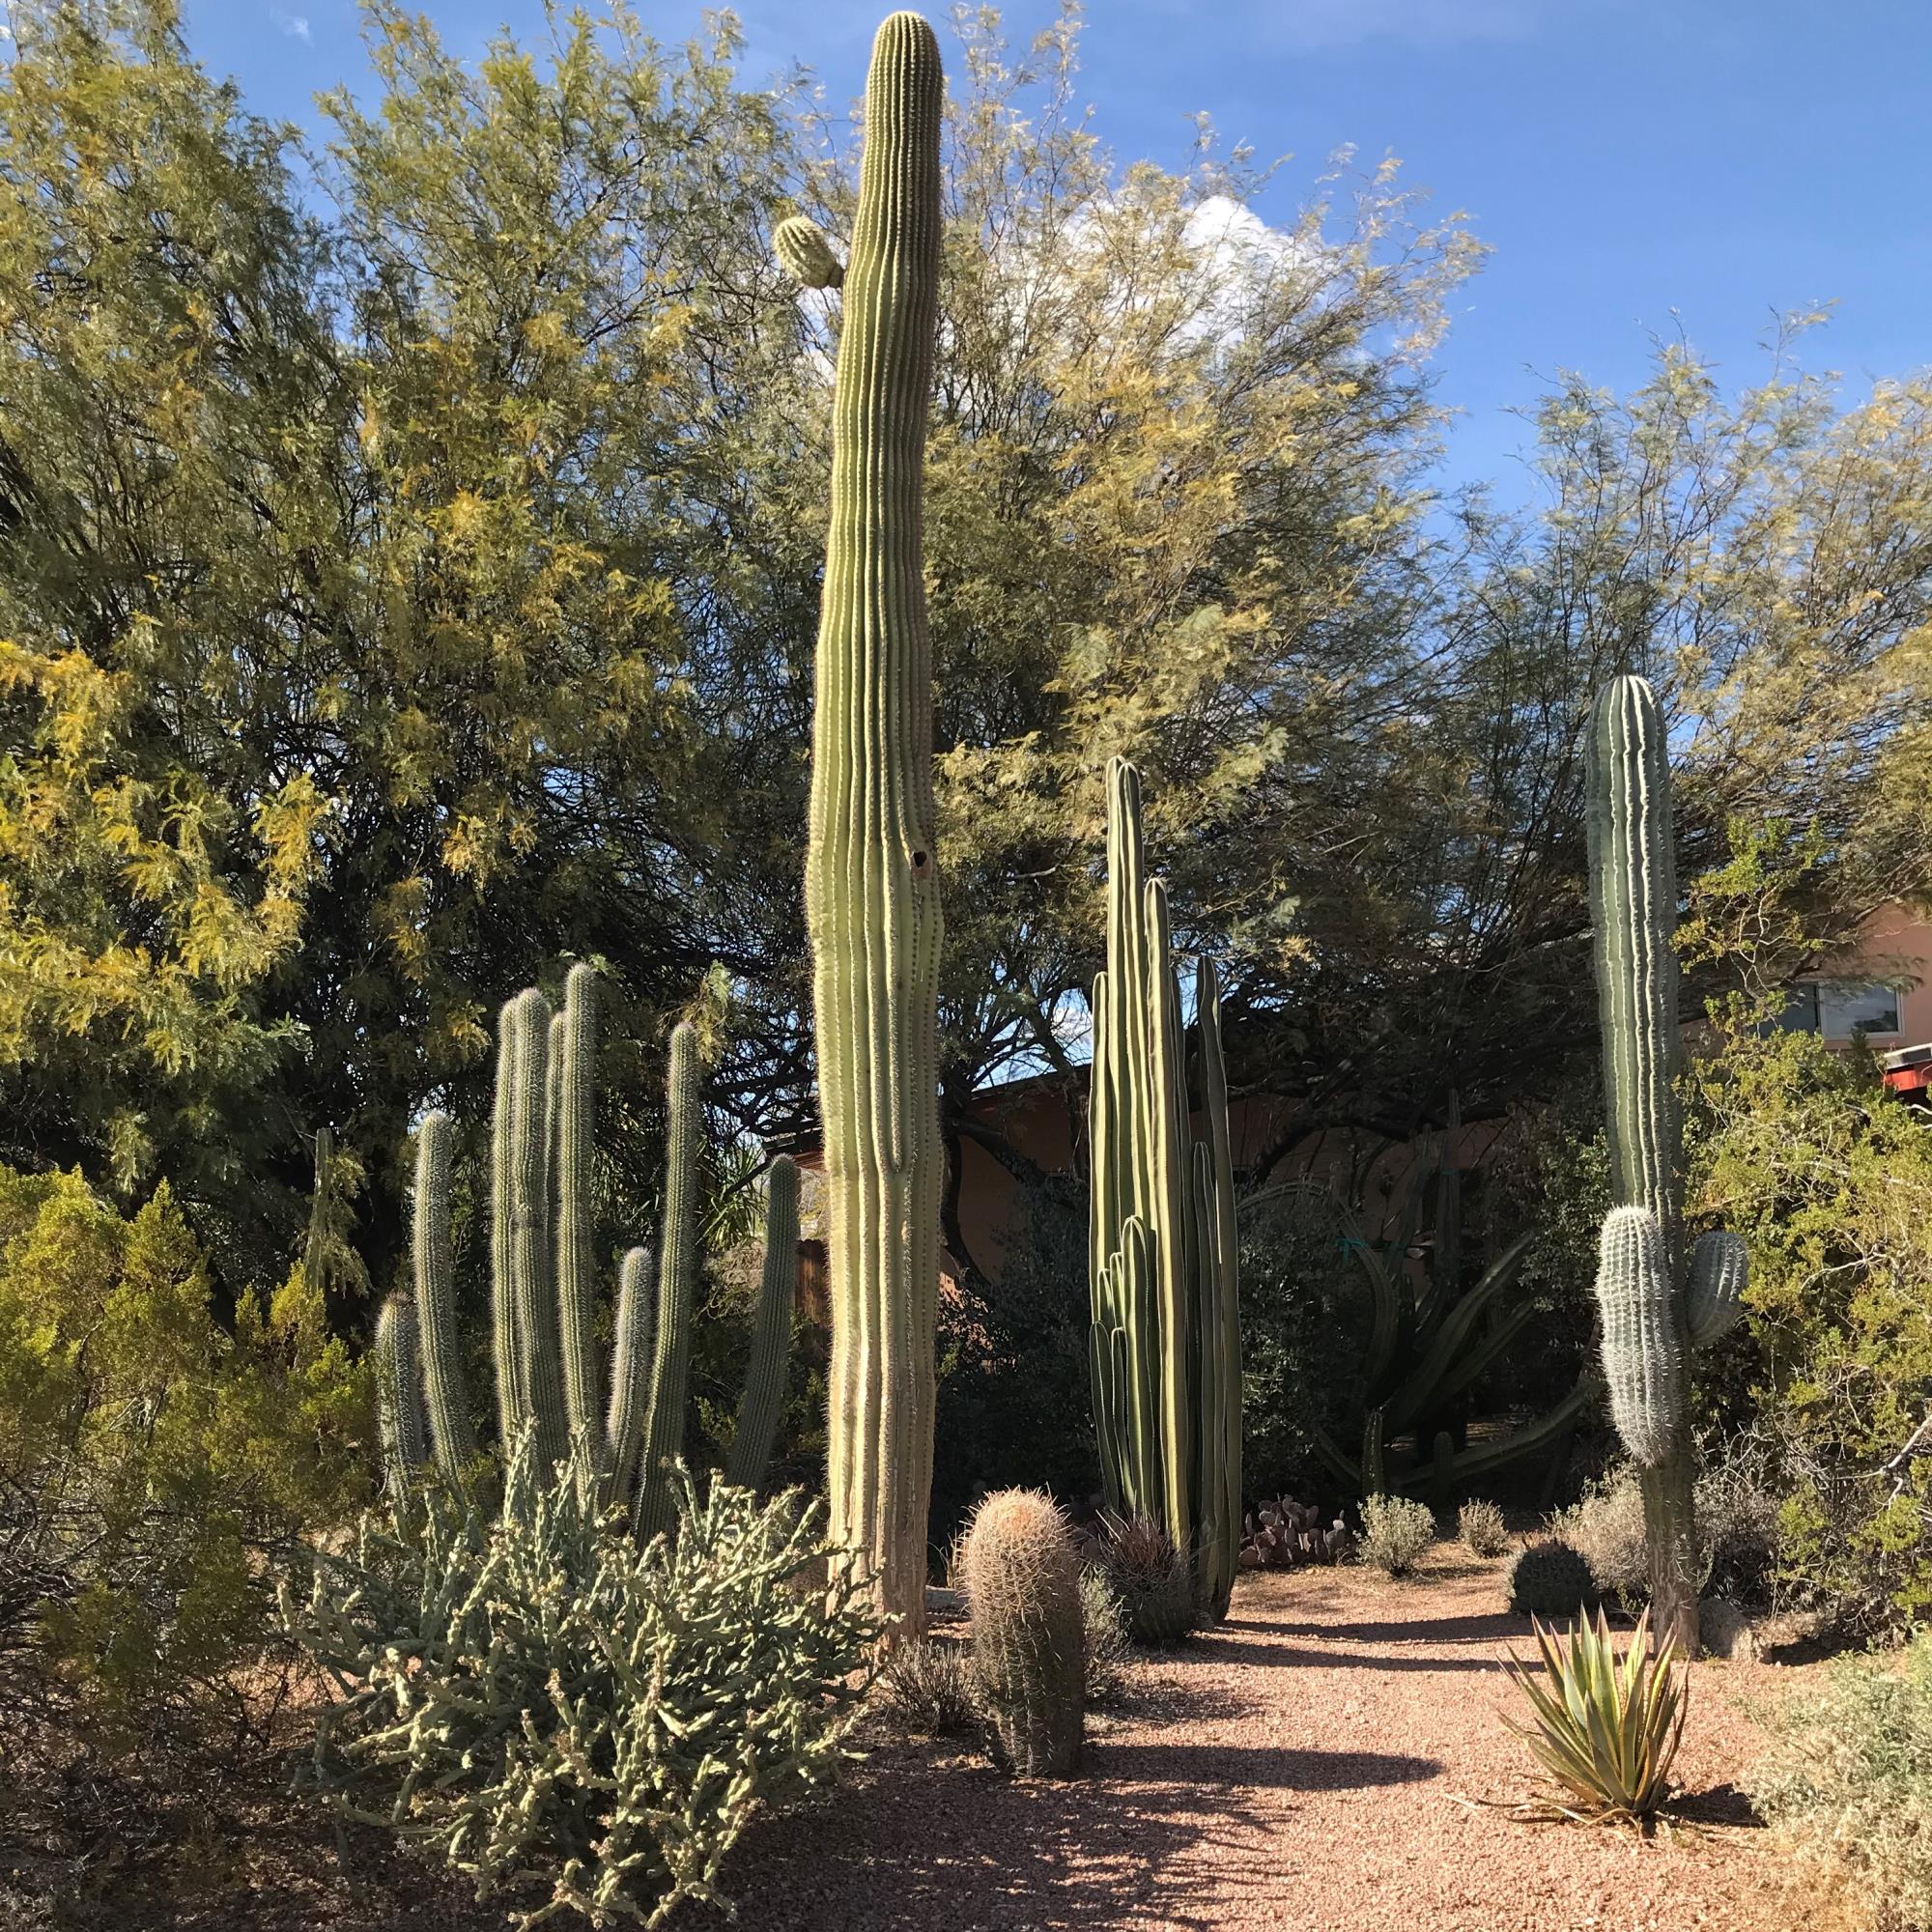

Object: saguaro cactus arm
[802,10,947,1634]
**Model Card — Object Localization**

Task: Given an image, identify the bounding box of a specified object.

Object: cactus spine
[800,11,946,1633]
[1586,673,1748,1655]
[961,1490,1085,1776]
[726,1155,802,1491]
[411,1108,477,1478]
[375,1293,429,1496]
[388,975,795,1540]
[1088,756,1242,1615]
[634,1022,701,1543]
[554,962,600,1441]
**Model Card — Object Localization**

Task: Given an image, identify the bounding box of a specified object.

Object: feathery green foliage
[0,1165,366,1748]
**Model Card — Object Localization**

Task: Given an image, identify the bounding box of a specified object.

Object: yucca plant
[1503,1607,1688,1826]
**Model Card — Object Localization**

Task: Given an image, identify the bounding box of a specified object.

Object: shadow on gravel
[1236,1609,1526,1647]
[1188,1634,1508,1674]
[1092,1740,1441,1791]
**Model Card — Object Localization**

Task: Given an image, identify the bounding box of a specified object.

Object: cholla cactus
[960,1490,1085,1776]
[1585,674,1750,1654]
[391,967,798,1535]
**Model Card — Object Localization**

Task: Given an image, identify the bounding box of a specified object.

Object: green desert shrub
[1549,1453,1783,1608]
[1459,1497,1510,1558]
[1505,1537,1598,1618]
[1358,1493,1435,1577]
[0,1165,366,1747]
[281,1435,876,1928]
[1746,1632,1932,1931]
[1688,1013,1932,1635]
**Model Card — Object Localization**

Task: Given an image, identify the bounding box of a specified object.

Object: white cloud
[271,8,312,43]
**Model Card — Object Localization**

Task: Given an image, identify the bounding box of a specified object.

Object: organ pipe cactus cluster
[1088,756,1242,1619]
[377,963,801,1535]
[1585,674,1748,1655]
[960,1490,1085,1776]
[789,12,947,1634]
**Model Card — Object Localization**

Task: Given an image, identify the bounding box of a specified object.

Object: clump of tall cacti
[1088,756,1243,1619]
[960,1490,1085,1776]
[376,963,801,1535]
[784,12,946,1634]
[1585,674,1747,1654]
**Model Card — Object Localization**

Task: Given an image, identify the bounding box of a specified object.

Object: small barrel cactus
[1505,1537,1598,1618]
[961,1490,1085,1776]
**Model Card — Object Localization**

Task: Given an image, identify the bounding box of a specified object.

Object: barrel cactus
[1088,756,1242,1619]
[960,1490,1085,1776]
[1506,1538,1598,1619]
[794,11,947,1634]
[1585,673,1749,1654]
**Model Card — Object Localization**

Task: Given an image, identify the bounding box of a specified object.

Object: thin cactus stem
[634,1022,701,1543]
[725,1156,802,1492]
[375,1293,429,1497]
[412,1108,478,1479]
[554,963,601,1443]
[604,1243,655,1510]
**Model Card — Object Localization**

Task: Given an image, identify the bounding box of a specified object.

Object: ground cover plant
[1746,1631,1932,1930]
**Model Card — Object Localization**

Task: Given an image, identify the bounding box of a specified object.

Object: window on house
[1773,983,1821,1034]
[1818,982,1901,1037]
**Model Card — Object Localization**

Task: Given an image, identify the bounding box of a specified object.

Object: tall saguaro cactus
[793,12,947,1633]
[1089,756,1243,1618]
[1586,675,1747,1656]
[380,967,801,1531]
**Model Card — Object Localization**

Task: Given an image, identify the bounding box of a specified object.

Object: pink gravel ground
[709,1549,1823,1932]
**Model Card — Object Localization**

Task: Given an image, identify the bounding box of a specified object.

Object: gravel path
[711,1551,1809,1932]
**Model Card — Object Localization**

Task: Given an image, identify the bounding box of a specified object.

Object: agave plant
[1503,1607,1688,1825]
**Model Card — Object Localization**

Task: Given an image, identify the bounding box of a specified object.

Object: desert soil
[14,1550,1818,1931]
[711,1550,1812,1932]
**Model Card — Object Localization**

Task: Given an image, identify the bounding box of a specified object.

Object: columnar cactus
[1585,673,1748,1655]
[411,1108,478,1479]
[634,1022,701,1543]
[387,969,796,1540]
[726,1155,803,1492]
[375,1293,430,1497]
[960,1490,1085,1776]
[796,12,947,1634]
[1088,756,1243,1617]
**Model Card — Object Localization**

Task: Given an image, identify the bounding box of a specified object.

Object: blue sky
[182,0,1929,499]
